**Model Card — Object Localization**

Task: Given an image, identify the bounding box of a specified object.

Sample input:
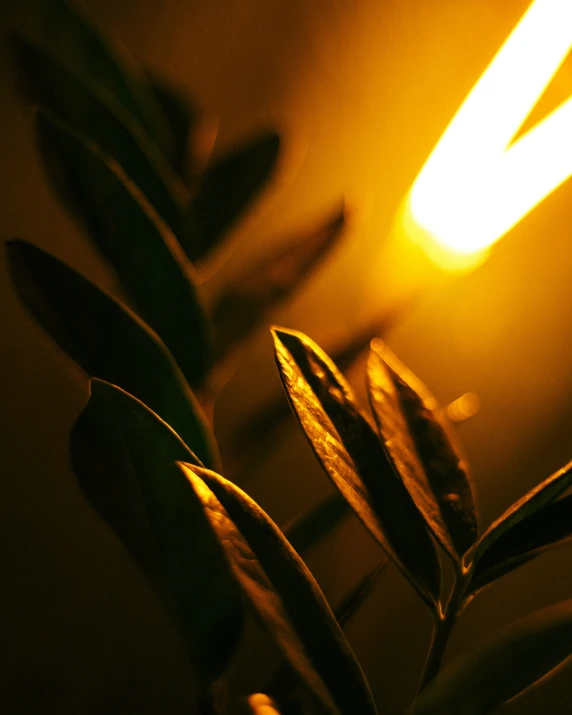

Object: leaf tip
[331,199,348,232]
[260,130,281,156]
[270,324,294,348]
[270,325,305,344]
[86,376,110,399]
[5,239,38,290]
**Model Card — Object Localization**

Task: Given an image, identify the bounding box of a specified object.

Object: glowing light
[445,393,480,423]
[405,0,572,271]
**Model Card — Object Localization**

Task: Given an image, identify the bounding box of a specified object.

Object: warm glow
[445,392,480,423]
[405,0,572,271]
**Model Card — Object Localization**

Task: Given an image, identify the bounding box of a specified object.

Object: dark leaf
[264,558,386,706]
[213,206,345,359]
[11,34,189,241]
[285,492,349,555]
[71,380,242,682]
[335,560,388,627]
[7,240,218,469]
[147,74,197,177]
[272,327,441,611]
[36,111,212,388]
[410,600,572,715]
[471,492,572,592]
[367,342,477,561]
[191,132,280,260]
[182,464,378,715]
[473,459,572,567]
[25,0,174,157]
[266,558,388,705]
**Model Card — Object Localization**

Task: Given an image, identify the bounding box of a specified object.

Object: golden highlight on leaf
[471,460,572,591]
[272,327,441,611]
[474,458,572,562]
[182,464,378,715]
[369,340,478,560]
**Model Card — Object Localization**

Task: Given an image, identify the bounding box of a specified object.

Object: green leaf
[265,558,387,706]
[11,34,190,242]
[228,308,408,478]
[71,379,242,682]
[335,560,388,627]
[473,459,572,567]
[213,206,345,359]
[147,74,197,178]
[471,492,572,592]
[367,342,477,561]
[272,327,441,611]
[285,492,349,555]
[25,0,174,158]
[181,464,378,715]
[36,111,211,388]
[7,240,218,469]
[410,600,572,715]
[191,132,281,260]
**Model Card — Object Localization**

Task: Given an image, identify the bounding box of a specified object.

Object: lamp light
[404,0,572,272]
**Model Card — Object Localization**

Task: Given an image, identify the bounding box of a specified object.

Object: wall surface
[2,0,572,713]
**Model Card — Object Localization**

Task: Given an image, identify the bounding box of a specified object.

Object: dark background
[3,0,572,712]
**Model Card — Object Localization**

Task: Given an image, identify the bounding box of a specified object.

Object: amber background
[3,0,572,712]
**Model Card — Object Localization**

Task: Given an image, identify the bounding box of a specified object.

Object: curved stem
[417,607,456,692]
[417,568,470,694]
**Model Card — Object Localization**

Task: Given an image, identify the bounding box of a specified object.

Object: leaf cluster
[8,2,572,714]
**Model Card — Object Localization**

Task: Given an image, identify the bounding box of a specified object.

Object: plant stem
[417,569,469,693]
[417,607,456,691]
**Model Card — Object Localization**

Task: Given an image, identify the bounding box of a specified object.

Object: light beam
[405,0,572,271]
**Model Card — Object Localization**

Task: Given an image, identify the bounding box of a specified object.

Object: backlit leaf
[12,34,188,239]
[212,206,345,359]
[473,459,572,566]
[410,600,572,715]
[265,559,387,704]
[7,240,218,469]
[36,111,211,387]
[367,343,477,561]
[272,327,441,611]
[182,464,378,715]
[228,307,409,478]
[71,380,241,682]
[471,492,572,592]
[191,132,280,260]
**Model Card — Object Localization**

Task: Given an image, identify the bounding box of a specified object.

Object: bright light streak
[405,0,572,271]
